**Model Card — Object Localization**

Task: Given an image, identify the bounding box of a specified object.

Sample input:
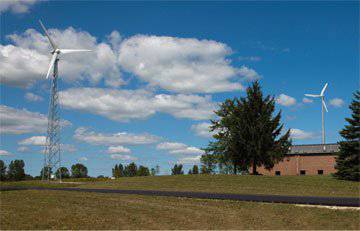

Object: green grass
[1,190,359,230]
[2,175,360,197]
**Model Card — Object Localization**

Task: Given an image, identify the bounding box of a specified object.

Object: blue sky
[0,1,358,177]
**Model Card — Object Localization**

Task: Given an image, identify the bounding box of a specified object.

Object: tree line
[0,161,89,181]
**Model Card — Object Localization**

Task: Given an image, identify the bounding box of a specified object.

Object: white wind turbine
[39,20,91,181]
[305,83,328,148]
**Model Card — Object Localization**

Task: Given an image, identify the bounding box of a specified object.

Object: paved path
[1,186,359,207]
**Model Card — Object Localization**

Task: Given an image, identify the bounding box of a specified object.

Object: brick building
[257,143,340,176]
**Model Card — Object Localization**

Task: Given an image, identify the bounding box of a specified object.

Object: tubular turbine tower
[39,20,91,181]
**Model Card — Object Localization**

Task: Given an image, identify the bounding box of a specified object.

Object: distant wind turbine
[39,20,91,181]
[305,83,328,148]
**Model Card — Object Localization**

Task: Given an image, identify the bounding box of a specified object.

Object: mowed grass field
[1,190,360,230]
[2,175,359,197]
[1,175,359,229]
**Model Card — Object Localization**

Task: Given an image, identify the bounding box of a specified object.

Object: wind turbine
[305,83,328,149]
[39,20,91,181]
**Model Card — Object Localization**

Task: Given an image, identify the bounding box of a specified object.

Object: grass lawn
[1,175,360,197]
[1,190,359,230]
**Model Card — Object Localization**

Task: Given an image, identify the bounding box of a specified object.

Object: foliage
[71,163,88,178]
[171,164,184,175]
[112,164,124,178]
[7,160,25,181]
[137,165,150,176]
[192,165,199,174]
[40,167,52,179]
[203,81,291,174]
[55,167,70,179]
[0,160,7,181]
[150,168,156,176]
[334,91,360,181]
[124,162,138,177]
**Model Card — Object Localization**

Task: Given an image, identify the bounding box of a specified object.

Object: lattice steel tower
[43,58,62,181]
[39,20,91,181]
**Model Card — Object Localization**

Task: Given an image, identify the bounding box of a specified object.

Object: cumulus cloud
[107,146,131,154]
[191,122,216,138]
[0,105,71,134]
[17,146,29,152]
[290,129,317,140]
[276,94,296,106]
[60,87,216,121]
[237,65,261,81]
[78,157,88,162]
[0,150,12,156]
[177,155,201,164]
[18,136,46,146]
[302,97,313,104]
[25,92,43,102]
[329,98,345,108]
[119,35,248,93]
[110,154,137,161]
[1,27,123,88]
[238,56,261,62]
[0,0,40,14]
[156,142,204,155]
[74,127,160,146]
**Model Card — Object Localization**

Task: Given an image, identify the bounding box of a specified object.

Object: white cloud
[74,127,160,146]
[61,144,77,153]
[25,92,43,102]
[237,65,261,81]
[329,98,345,108]
[0,0,40,14]
[18,136,46,146]
[119,35,247,93]
[0,105,71,134]
[238,56,261,62]
[110,154,137,161]
[290,129,316,140]
[177,155,201,164]
[17,146,29,152]
[0,150,12,156]
[302,97,313,104]
[107,146,131,154]
[156,142,204,155]
[60,87,216,121]
[78,157,88,162]
[191,122,216,138]
[156,142,187,150]
[276,94,297,106]
[1,28,123,88]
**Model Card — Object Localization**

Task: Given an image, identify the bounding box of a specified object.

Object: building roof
[287,143,339,155]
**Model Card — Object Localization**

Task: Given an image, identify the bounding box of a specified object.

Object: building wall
[257,154,337,176]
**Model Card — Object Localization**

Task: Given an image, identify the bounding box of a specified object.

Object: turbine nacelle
[304,83,328,112]
[39,20,91,79]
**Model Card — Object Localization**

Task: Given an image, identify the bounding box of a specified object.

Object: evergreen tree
[8,160,25,181]
[171,164,184,175]
[71,163,88,178]
[124,162,137,177]
[334,91,360,181]
[192,165,199,174]
[0,160,7,181]
[150,167,156,176]
[205,81,291,174]
[188,169,192,174]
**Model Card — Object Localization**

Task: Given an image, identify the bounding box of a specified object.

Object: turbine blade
[46,53,58,79]
[304,94,321,97]
[39,20,57,50]
[322,99,328,112]
[320,83,328,96]
[60,49,92,54]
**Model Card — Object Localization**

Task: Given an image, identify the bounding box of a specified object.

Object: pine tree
[334,91,360,181]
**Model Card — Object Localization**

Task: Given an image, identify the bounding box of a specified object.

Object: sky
[0,1,358,177]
